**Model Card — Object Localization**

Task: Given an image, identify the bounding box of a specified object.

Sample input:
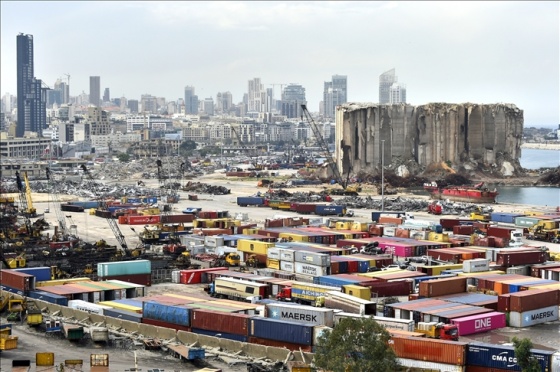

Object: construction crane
[14,171,37,236]
[45,167,69,239]
[80,164,130,255]
[300,104,360,196]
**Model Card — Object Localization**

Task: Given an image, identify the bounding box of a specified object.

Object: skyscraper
[389,82,407,104]
[103,88,110,102]
[184,86,199,115]
[89,76,101,107]
[16,33,48,137]
[322,75,347,118]
[379,69,396,104]
[281,84,307,118]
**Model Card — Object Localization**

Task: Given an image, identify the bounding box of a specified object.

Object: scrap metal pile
[182,181,231,195]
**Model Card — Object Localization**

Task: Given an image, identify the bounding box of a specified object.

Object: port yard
[1,169,560,371]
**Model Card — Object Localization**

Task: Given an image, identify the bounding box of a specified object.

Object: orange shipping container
[378,217,403,225]
[388,336,467,365]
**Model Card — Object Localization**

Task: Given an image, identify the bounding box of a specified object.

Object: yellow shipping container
[278,232,309,242]
[237,240,275,256]
[36,277,91,287]
[163,294,209,303]
[428,232,449,242]
[342,284,371,300]
[525,283,560,290]
[0,336,18,350]
[140,208,160,215]
[243,228,260,235]
[98,301,143,314]
[457,270,505,278]
[351,222,368,232]
[425,264,463,276]
[335,222,352,230]
[36,352,55,366]
[266,258,280,270]
[357,269,404,278]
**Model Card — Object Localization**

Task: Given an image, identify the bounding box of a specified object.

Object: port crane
[15,171,37,235]
[80,165,130,255]
[300,104,360,195]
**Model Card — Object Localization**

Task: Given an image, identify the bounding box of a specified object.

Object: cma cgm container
[466,341,554,371]
[265,302,334,327]
[388,336,467,365]
[450,312,506,335]
[97,260,151,277]
[249,317,314,346]
[508,305,559,327]
[13,267,51,282]
[191,309,250,336]
[142,301,191,327]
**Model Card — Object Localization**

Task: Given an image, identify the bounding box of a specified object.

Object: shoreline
[521,142,560,150]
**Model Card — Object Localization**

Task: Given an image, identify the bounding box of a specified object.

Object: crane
[15,171,36,218]
[80,164,130,255]
[45,167,69,239]
[300,104,360,196]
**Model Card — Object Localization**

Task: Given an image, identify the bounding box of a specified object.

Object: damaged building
[334,103,524,177]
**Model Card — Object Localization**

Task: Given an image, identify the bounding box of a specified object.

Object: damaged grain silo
[334,103,524,177]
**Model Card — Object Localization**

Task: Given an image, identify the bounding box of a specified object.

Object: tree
[179,140,197,156]
[313,317,399,372]
[512,337,541,372]
[117,153,130,162]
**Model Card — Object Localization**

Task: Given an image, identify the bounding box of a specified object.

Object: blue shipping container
[98,260,151,277]
[142,301,190,327]
[315,276,359,288]
[14,267,51,282]
[249,317,314,346]
[490,212,522,224]
[28,290,68,306]
[104,308,142,323]
[237,197,265,206]
[315,205,345,216]
[466,342,553,371]
[113,299,143,308]
[191,328,248,343]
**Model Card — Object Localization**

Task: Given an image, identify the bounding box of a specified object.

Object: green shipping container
[97,260,151,277]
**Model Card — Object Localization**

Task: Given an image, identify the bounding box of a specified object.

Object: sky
[1,1,558,127]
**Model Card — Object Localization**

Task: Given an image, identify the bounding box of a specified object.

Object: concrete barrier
[60,307,76,318]
[242,343,268,359]
[177,331,198,345]
[139,323,158,338]
[266,346,291,362]
[219,338,243,353]
[156,326,176,341]
[105,317,122,329]
[89,313,105,324]
[120,320,140,333]
[197,334,221,349]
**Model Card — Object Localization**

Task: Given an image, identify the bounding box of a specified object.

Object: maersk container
[13,267,51,282]
[103,308,142,323]
[295,262,329,277]
[249,317,314,346]
[450,312,506,335]
[294,251,331,267]
[508,305,559,327]
[466,341,554,371]
[28,290,68,306]
[266,303,334,327]
[191,327,248,342]
[142,301,190,327]
[97,260,151,277]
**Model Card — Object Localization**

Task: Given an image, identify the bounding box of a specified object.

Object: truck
[372,211,413,222]
[276,281,340,307]
[415,322,459,341]
[0,323,18,352]
[486,226,523,247]
[209,277,268,302]
[237,196,267,207]
[315,205,347,216]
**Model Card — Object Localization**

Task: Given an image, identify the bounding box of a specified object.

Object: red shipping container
[191,309,250,336]
[466,367,512,372]
[248,337,312,352]
[509,289,560,313]
[118,215,128,224]
[128,215,161,225]
[395,228,410,238]
[419,277,467,298]
[180,268,228,285]
[99,274,151,286]
[161,214,195,224]
[0,270,34,292]
[366,280,413,297]
[388,336,468,365]
[496,251,547,266]
[141,317,191,332]
[330,261,340,275]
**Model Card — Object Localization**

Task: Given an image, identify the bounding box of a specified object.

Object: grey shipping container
[265,303,334,327]
[508,305,559,327]
[295,251,331,267]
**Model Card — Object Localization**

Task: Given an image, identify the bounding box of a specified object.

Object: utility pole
[381,140,385,211]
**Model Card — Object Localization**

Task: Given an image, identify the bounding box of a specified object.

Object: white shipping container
[171,270,181,284]
[409,230,429,240]
[294,251,331,267]
[373,315,415,332]
[267,247,281,260]
[383,227,396,237]
[295,262,329,277]
[280,261,295,273]
[509,305,559,327]
[397,358,465,372]
[463,258,490,273]
[266,303,335,326]
[204,236,225,248]
[551,352,560,372]
[506,265,530,276]
[68,300,112,315]
[279,248,295,262]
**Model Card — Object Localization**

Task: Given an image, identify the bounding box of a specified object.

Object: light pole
[381,139,385,211]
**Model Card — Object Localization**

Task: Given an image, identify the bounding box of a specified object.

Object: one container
[450,312,506,335]
[28,290,68,306]
[0,270,35,293]
[265,303,334,327]
[418,277,467,298]
[280,261,295,273]
[508,305,559,327]
[249,317,314,346]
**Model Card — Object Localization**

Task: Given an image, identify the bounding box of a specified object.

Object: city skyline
[1,1,558,127]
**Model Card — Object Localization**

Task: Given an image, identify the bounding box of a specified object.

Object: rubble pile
[182,181,231,195]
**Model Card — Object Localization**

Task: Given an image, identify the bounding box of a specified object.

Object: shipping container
[496,251,547,266]
[140,317,191,332]
[97,260,151,277]
[265,303,334,327]
[508,289,560,313]
[103,308,142,323]
[142,301,191,327]
[67,300,112,315]
[508,305,559,327]
[191,327,248,342]
[13,267,51,282]
[248,336,313,352]
[419,277,467,298]
[463,259,490,273]
[280,261,295,273]
[0,270,35,293]
[237,196,266,206]
[99,274,151,287]
[180,267,229,285]
[451,312,506,335]
[466,341,554,371]
[389,336,467,365]
[294,251,331,267]
[127,215,161,225]
[28,290,68,306]
[294,262,330,277]
[397,358,465,372]
[191,309,250,336]
[325,291,376,316]
[249,317,314,345]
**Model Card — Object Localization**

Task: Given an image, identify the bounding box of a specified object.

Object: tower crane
[300,104,360,196]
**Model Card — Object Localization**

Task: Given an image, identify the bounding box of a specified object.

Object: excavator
[300,105,361,196]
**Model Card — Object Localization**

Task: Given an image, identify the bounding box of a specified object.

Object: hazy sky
[1,1,558,127]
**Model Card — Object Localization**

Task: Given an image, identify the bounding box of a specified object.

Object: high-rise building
[87,107,110,135]
[281,84,307,118]
[89,76,101,107]
[202,97,214,116]
[16,33,48,137]
[184,86,199,115]
[128,99,139,114]
[322,75,347,118]
[389,82,407,104]
[379,69,396,104]
[248,78,265,113]
[103,88,110,102]
[54,79,69,104]
[216,92,233,114]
